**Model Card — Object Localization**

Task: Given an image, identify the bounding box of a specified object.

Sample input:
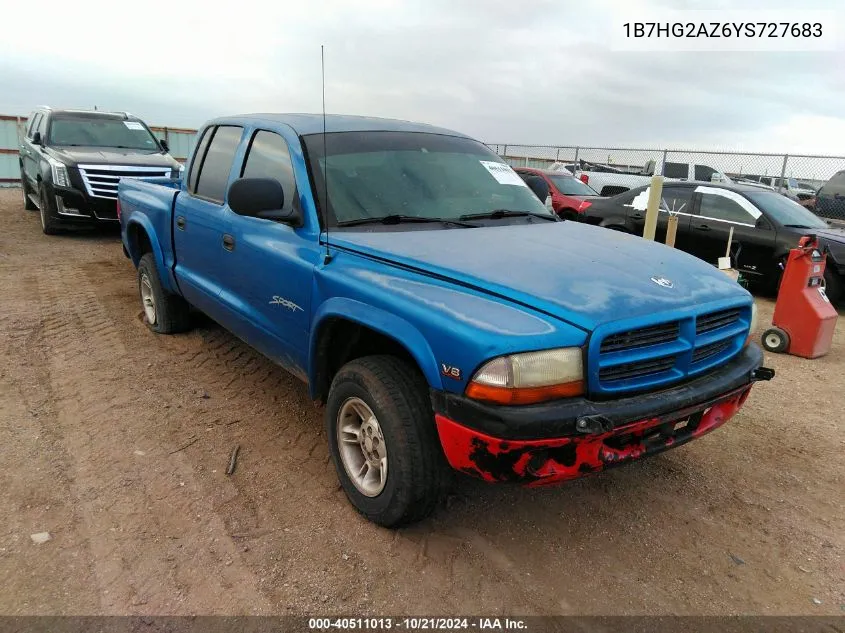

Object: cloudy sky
[1,0,843,153]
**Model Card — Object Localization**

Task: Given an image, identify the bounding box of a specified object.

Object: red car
[515,167,601,219]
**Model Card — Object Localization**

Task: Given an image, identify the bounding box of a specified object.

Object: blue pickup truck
[118,114,774,527]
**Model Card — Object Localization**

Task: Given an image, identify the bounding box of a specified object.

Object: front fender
[124,216,177,294]
[309,297,443,397]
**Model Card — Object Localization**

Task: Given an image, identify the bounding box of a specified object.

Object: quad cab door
[173,125,244,319]
[221,128,319,374]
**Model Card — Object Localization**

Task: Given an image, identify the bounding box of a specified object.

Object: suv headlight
[465,347,584,405]
[46,156,70,188]
[745,303,759,346]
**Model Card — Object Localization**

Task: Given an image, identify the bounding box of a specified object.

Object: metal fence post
[574,147,580,171]
[555,148,560,162]
[778,154,789,192]
[662,149,668,175]
[502,145,508,160]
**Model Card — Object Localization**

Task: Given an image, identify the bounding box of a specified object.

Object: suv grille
[592,305,750,395]
[78,164,172,200]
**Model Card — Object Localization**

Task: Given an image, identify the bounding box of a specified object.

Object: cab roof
[208,113,471,138]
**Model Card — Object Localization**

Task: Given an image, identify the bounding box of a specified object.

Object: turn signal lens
[577,200,592,213]
[466,348,584,405]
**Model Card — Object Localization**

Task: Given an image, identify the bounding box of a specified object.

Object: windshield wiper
[337,214,478,228]
[459,209,559,222]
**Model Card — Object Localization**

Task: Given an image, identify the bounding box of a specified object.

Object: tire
[137,253,192,334]
[326,355,448,527]
[823,267,842,304]
[21,171,36,210]
[38,184,62,235]
[761,327,790,353]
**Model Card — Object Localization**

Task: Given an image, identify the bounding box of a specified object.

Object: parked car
[118,114,772,527]
[513,167,600,218]
[744,175,817,202]
[814,170,845,223]
[19,106,181,234]
[554,160,732,197]
[577,181,845,302]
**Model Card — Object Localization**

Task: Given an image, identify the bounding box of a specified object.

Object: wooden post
[665,215,678,247]
[643,175,664,241]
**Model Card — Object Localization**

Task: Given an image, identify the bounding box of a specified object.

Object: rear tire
[21,172,36,210]
[137,253,192,334]
[326,355,448,528]
[761,327,790,353]
[823,268,842,304]
[38,184,61,235]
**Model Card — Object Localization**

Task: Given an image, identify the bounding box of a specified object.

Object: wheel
[326,355,448,527]
[823,268,842,304]
[21,171,37,210]
[137,253,192,334]
[761,327,790,353]
[38,184,62,235]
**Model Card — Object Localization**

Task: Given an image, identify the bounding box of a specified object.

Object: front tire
[326,355,448,527]
[137,253,192,334]
[21,172,37,210]
[823,267,842,304]
[38,184,61,235]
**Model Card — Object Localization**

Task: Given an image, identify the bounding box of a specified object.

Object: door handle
[630,212,644,220]
[222,234,235,252]
[175,216,186,230]
[694,224,711,232]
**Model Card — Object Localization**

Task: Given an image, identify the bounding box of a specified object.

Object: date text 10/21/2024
[308,618,528,630]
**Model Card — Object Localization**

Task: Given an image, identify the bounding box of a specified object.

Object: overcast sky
[1,0,843,153]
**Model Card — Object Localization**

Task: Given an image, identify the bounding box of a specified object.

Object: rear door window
[188,127,213,193]
[661,187,694,214]
[194,126,243,204]
[694,164,716,181]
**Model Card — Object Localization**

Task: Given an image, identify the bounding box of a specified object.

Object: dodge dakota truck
[119,114,774,527]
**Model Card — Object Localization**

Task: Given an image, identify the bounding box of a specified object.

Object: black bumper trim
[431,344,767,441]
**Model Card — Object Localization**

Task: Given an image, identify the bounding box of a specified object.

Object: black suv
[19,107,182,234]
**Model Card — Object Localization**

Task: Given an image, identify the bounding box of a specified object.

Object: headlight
[745,303,759,346]
[465,347,584,405]
[46,156,70,188]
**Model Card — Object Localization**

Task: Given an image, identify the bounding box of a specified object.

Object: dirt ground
[0,187,842,616]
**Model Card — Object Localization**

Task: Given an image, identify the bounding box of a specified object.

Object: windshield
[746,191,828,228]
[547,174,597,196]
[48,116,160,150]
[303,131,551,228]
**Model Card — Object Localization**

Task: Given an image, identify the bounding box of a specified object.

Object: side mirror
[228,177,300,225]
[31,131,42,145]
[159,138,169,152]
[710,174,722,183]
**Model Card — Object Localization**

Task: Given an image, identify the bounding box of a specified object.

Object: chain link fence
[488,144,845,222]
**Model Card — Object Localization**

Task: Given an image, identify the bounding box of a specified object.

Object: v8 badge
[440,364,462,380]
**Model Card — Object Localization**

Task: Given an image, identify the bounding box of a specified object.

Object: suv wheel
[21,172,37,210]
[137,253,192,333]
[38,185,61,235]
[326,355,448,527]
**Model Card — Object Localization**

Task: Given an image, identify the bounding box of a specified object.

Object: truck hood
[330,221,750,332]
[46,146,180,168]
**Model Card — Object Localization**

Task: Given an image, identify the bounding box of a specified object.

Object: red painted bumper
[434,385,753,486]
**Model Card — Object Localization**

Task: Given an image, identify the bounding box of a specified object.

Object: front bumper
[51,185,119,223]
[432,344,773,485]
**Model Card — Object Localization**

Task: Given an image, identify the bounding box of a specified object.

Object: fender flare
[124,216,177,294]
[309,297,443,397]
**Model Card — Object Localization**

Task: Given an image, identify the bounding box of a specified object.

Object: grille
[77,164,172,200]
[599,321,680,353]
[692,339,732,363]
[696,308,741,335]
[599,356,676,382]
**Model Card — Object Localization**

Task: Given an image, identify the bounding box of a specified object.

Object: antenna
[321,45,332,265]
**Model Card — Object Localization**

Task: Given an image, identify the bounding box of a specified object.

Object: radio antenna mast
[321,45,332,265]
